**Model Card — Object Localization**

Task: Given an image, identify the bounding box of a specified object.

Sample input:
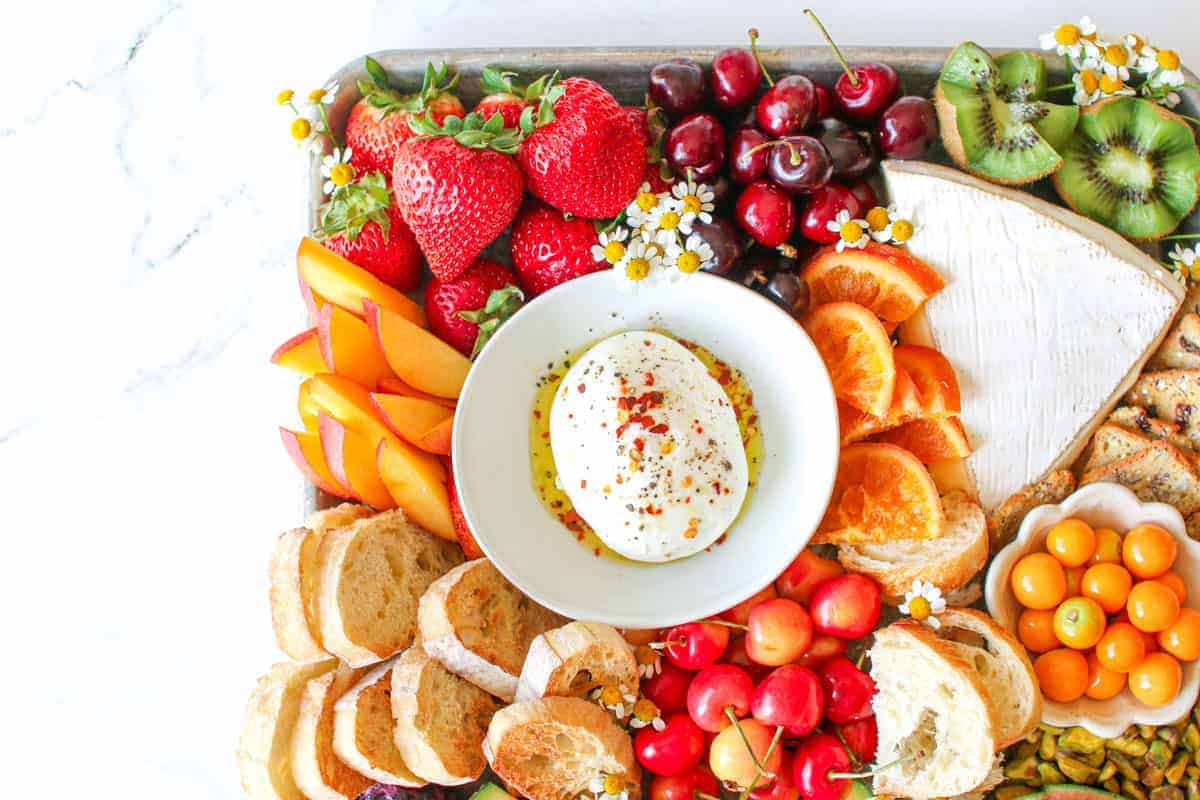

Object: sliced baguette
[332,658,424,787]
[1150,313,1200,370]
[420,559,567,701]
[306,503,375,535]
[516,621,639,703]
[837,491,986,602]
[484,697,642,800]
[291,664,372,800]
[870,620,999,799]
[932,608,1040,747]
[986,470,1076,554]
[317,509,464,667]
[237,660,338,800]
[1081,440,1200,515]
[391,643,502,785]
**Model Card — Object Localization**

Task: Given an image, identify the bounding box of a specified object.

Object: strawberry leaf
[522,71,564,131]
[458,285,525,359]
[364,56,392,90]
[408,110,523,155]
[360,59,459,117]
[315,171,392,242]
[481,66,522,95]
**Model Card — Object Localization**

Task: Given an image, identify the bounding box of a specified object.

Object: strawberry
[473,66,534,128]
[625,104,675,192]
[316,171,422,291]
[345,58,465,174]
[392,112,524,282]
[518,76,644,219]
[510,199,605,296]
[446,470,484,560]
[424,259,523,357]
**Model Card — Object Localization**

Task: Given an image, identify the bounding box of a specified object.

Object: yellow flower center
[290,118,313,140]
[603,241,627,264]
[865,206,891,231]
[603,775,624,795]
[840,221,864,243]
[1158,49,1181,70]
[636,192,658,212]
[908,595,932,621]
[626,258,651,281]
[677,252,701,273]
[1104,44,1129,66]
[633,699,659,722]
[276,89,295,105]
[1078,69,1100,94]
[682,195,702,214]
[635,645,657,666]
[1054,24,1081,46]
[1099,74,1125,94]
[659,211,680,231]
[329,163,354,187]
[891,219,915,242]
[308,88,328,103]
[599,686,623,705]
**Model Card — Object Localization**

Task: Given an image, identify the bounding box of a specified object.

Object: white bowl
[452,271,839,629]
[985,482,1200,737]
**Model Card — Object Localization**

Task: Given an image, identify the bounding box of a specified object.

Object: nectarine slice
[377,438,455,540]
[802,242,945,322]
[874,416,971,463]
[272,328,329,377]
[370,393,454,448]
[297,237,424,327]
[318,413,396,510]
[279,426,352,498]
[415,416,453,456]
[447,470,485,559]
[803,301,896,417]
[893,345,961,415]
[298,378,321,431]
[317,304,395,390]
[377,375,457,410]
[364,301,471,399]
[814,442,944,545]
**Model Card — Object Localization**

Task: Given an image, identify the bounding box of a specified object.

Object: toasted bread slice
[837,491,987,601]
[419,559,567,701]
[485,697,642,800]
[291,664,372,800]
[332,658,424,787]
[870,620,999,799]
[317,509,464,667]
[307,503,375,534]
[986,470,1076,554]
[1125,369,1200,447]
[1107,406,1194,451]
[516,621,639,703]
[1150,313,1200,370]
[391,644,502,785]
[1081,440,1200,515]
[237,660,338,800]
[933,608,1040,747]
[1082,423,1157,474]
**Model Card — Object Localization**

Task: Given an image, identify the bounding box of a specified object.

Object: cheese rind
[883,161,1183,511]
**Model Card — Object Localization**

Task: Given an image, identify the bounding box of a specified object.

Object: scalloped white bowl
[452,271,839,629]
[985,482,1200,737]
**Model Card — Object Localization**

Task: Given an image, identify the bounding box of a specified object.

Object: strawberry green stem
[803,9,858,87]
[1044,83,1074,92]
[747,29,774,87]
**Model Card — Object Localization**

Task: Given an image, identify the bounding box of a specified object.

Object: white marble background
[1,0,1196,796]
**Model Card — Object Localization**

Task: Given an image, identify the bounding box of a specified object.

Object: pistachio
[1014,740,1039,761]
[1151,740,1177,769]
[1005,755,1041,783]
[1152,787,1186,800]
[1189,765,1200,779]
[994,786,1033,800]
[1172,754,1193,786]
[1112,752,1142,780]
[1099,760,1118,782]
[1058,755,1102,784]
[1038,762,1067,785]
[1040,724,1066,735]
[1111,734,1152,757]
[1188,777,1200,800]
[1127,777,1151,800]
[1164,729,1184,748]
[1061,726,1107,754]
[1039,733,1057,761]
[1147,767,1168,788]
[1144,726,1162,740]
[1079,748,1108,768]
[1105,777,1124,794]
[1186,725,1200,753]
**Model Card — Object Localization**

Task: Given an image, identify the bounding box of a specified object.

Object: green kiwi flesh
[937,42,1080,184]
[1053,97,1200,241]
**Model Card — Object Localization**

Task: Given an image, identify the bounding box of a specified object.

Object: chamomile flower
[1138,45,1187,88]
[665,233,715,275]
[1073,69,1103,106]
[671,177,716,227]
[591,685,637,720]
[828,209,869,253]
[899,580,947,629]
[1097,39,1135,82]
[1167,244,1198,283]
[589,774,630,800]
[1038,17,1097,60]
[591,227,630,265]
[321,147,355,195]
[628,698,667,732]
[307,81,340,107]
[625,183,665,229]
[614,239,665,293]
[646,199,691,245]
[290,115,322,152]
[634,644,662,678]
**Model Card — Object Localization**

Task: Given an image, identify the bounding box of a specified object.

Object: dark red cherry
[756,74,816,137]
[834,61,901,123]
[811,82,834,119]
[648,58,707,119]
[846,178,878,212]
[691,218,743,276]
[729,127,771,185]
[665,113,726,181]
[814,118,875,180]
[736,180,795,248]
[766,135,833,194]
[876,95,938,159]
[710,48,760,110]
[764,271,810,318]
[798,182,861,244]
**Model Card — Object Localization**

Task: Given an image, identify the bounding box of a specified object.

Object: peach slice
[364,301,471,399]
[370,393,454,448]
[297,378,321,431]
[318,413,396,510]
[447,470,485,559]
[317,304,395,390]
[271,329,329,377]
[377,437,456,541]
[873,416,971,463]
[298,273,327,320]
[297,237,424,327]
[893,345,961,415]
[415,417,453,456]
[377,375,457,410]
[279,426,352,498]
[802,242,945,323]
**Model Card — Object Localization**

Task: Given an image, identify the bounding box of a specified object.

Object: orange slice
[839,366,923,445]
[893,345,961,415]
[873,416,972,463]
[814,442,944,545]
[801,242,945,323]
[804,301,896,417]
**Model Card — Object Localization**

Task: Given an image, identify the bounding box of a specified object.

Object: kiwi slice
[936,42,1080,185]
[1053,96,1200,241]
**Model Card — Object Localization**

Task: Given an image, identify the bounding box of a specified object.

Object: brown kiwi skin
[933,84,1064,187]
[1051,97,1200,243]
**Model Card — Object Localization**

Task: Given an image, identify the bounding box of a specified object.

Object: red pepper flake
[577,383,586,393]
[643,340,652,346]
[644,372,655,386]
[593,547,601,557]
[615,422,630,438]
[649,423,669,435]
[533,409,542,419]
[648,391,664,405]
[617,396,634,410]
[541,431,550,439]
[580,479,587,489]
[712,481,721,493]
[633,438,645,452]
[695,426,704,434]
[717,368,732,386]
[636,414,655,428]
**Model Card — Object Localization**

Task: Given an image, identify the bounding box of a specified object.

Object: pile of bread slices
[237,504,645,800]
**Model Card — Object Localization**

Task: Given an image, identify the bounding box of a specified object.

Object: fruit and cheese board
[243,16,1200,800]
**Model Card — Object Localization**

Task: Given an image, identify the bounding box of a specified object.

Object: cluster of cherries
[626,550,885,800]
[641,15,937,315]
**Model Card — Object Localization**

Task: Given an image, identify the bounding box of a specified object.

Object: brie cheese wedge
[883,161,1183,511]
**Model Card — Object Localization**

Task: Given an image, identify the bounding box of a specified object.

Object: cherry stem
[747,29,775,88]
[803,9,858,87]
[649,637,687,650]
[737,725,785,800]
[724,707,775,779]
[702,618,750,631]
[828,754,913,781]
[694,794,722,800]
[1044,82,1074,92]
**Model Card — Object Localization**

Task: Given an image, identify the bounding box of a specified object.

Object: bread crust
[516,621,639,703]
[270,527,328,662]
[291,665,372,800]
[987,470,1076,554]
[332,658,424,787]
